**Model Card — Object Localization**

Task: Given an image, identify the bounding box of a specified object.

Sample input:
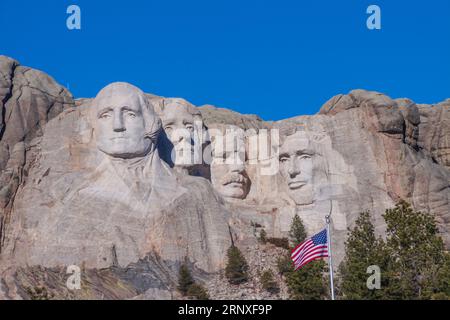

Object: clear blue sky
[1,0,449,120]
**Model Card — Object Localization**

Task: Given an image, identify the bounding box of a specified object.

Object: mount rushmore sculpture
[0,56,449,299]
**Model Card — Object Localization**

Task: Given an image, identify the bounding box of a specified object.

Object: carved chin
[288,185,313,205]
[97,141,152,159]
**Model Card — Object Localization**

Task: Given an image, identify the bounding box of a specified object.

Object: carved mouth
[225,182,244,188]
[110,136,127,141]
[288,181,307,189]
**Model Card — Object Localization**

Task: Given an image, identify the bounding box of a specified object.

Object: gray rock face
[0,56,449,300]
[0,56,74,258]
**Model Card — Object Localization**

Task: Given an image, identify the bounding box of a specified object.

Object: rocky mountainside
[0,56,448,300]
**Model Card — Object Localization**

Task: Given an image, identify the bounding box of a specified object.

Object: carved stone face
[210,127,250,200]
[160,100,196,168]
[279,131,314,205]
[94,83,156,159]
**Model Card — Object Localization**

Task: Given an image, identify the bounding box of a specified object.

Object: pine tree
[177,261,210,299]
[283,214,328,300]
[259,229,267,244]
[338,211,387,299]
[277,254,294,276]
[289,214,307,246]
[260,270,279,293]
[177,262,194,295]
[286,260,328,300]
[187,283,210,300]
[225,245,249,284]
[383,200,447,299]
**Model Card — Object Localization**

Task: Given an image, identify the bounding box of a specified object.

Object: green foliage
[281,214,329,300]
[289,214,307,245]
[339,201,450,300]
[187,283,210,300]
[435,253,450,299]
[277,254,294,276]
[286,260,328,300]
[177,263,194,295]
[260,270,279,293]
[339,211,387,300]
[178,261,210,299]
[225,245,249,285]
[259,229,267,244]
[383,201,446,299]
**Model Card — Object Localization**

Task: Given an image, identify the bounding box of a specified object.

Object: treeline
[281,200,450,300]
[177,200,450,300]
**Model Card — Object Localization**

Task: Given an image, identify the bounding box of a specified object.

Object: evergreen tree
[286,260,328,300]
[277,254,294,276]
[289,214,307,246]
[225,245,249,284]
[259,229,267,244]
[187,283,210,300]
[260,270,279,293]
[177,262,194,295]
[431,252,450,299]
[383,201,446,299]
[178,261,210,299]
[338,211,387,299]
[283,214,328,300]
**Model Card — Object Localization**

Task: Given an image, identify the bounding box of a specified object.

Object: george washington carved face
[93,82,160,159]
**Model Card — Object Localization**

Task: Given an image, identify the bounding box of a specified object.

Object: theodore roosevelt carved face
[210,125,250,200]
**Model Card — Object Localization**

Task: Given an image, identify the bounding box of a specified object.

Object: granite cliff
[0,56,448,299]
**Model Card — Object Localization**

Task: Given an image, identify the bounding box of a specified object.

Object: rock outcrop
[0,56,449,300]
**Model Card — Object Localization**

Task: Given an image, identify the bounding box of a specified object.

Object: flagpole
[326,214,335,300]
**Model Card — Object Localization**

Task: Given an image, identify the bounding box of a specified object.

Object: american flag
[291,228,328,270]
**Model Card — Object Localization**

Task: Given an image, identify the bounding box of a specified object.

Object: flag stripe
[297,247,328,266]
[294,245,327,265]
[291,239,312,257]
[291,241,314,261]
[291,228,328,270]
[295,253,329,271]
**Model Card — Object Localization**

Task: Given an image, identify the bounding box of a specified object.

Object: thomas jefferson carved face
[210,126,250,200]
[159,99,196,168]
[93,83,159,159]
[279,131,314,205]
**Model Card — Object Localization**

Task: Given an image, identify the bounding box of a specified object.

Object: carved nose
[288,161,300,177]
[113,114,125,132]
[173,129,191,143]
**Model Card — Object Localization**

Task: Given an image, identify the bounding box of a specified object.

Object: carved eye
[279,156,289,163]
[299,154,311,160]
[126,111,136,118]
[99,112,111,119]
[185,123,194,131]
[164,126,173,133]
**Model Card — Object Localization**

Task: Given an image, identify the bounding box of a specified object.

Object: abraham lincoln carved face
[279,131,315,205]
